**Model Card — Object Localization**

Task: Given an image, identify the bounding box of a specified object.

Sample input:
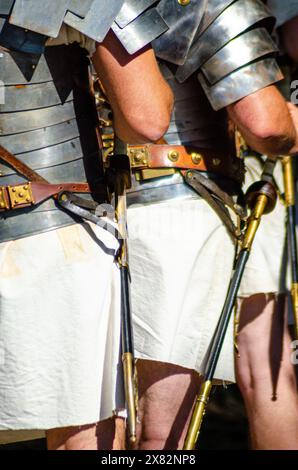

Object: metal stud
[168,150,179,162]
[212,158,221,167]
[191,152,202,165]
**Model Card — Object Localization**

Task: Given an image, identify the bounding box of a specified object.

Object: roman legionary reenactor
[95,0,298,449]
[0,0,173,450]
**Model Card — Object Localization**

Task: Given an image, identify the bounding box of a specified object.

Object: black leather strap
[183,170,246,241]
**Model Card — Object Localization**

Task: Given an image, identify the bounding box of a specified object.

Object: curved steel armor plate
[176,0,275,82]
[198,58,283,110]
[0,138,83,176]
[0,44,104,242]
[0,49,54,85]
[0,209,80,243]
[64,0,125,43]
[8,0,167,55]
[201,28,278,85]
[0,120,79,155]
[0,0,14,15]
[153,0,207,65]
[0,82,73,113]
[112,8,168,55]
[115,0,157,28]
[0,101,76,134]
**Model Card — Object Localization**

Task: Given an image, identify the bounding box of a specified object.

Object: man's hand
[92,31,173,144]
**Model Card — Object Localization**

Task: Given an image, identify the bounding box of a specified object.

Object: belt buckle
[0,186,9,210]
[128,146,149,169]
[8,183,35,209]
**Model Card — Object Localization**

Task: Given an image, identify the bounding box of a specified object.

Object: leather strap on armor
[0,144,92,211]
[183,170,246,241]
[127,144,244,186]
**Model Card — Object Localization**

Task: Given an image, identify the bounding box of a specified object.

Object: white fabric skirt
[0,222,123,432]
[127,196,236,383]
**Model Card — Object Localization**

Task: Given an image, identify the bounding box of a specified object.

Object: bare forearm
[228,86,297,156]
[92,31,173,143]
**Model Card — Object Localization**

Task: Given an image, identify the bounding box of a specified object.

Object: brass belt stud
[212,158,221,167]
[0,187,9,210]
[168,150,180,162]
[178,0,191,5]
[191,152,202,165]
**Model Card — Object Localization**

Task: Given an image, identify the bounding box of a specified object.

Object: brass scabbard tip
[129,435,137,445]
[183,380,212,450]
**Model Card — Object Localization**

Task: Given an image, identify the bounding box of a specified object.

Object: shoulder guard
[5,0,168,55]
[172,0,282,110]
[267,0,298,27]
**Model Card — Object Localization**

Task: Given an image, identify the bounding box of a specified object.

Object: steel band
[0,0,14,15]
[201,28,278,85]
[64,0,125,43]
[0,138,83,176]
[112,8,168,56]
[1,81,73,113]
[0,119,79,155]
[0,100,76,135]
[198,58,283,111]
[0,49,54,85]
[10,0,72,38]
[176,0,274,82]
[127,172,200,207]
[115,0,157,28]
[0,208,77,243]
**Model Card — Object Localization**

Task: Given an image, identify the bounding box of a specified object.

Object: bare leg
[236,294,298,450]
[133,360,202,450]
[46,417,125,450]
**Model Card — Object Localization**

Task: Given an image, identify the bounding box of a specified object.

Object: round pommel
[245,181,277,214]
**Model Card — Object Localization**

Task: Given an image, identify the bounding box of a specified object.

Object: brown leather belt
[0,144,92,212]
[0,181,91,212]
[127,144,243,184]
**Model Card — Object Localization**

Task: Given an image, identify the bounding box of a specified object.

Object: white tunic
[128,196,236,383]
[0,222,123,432]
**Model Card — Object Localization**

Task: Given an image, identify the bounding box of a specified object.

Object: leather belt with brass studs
[127,144,242,183]
[0,182,92,212]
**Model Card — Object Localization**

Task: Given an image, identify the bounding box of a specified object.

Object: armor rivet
[178,0,191,5]
[212,158,221,167]
[134,152,144,162]
[11,188,16,193]
[191,153,202,165]
[23,185,28,190]
[168,150,179,162]
[26,197,31,202]
[18,192,24,198]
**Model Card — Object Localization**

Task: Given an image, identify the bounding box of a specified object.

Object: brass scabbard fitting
[122,352,137,444]
[183,380,213,450]
[291,283,298,341]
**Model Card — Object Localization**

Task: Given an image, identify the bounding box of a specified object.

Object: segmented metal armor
[0,0,168,241]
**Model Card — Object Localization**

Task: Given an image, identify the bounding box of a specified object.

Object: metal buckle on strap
[0,186,10,210]
[128,146,149,169]
[7,183,34,209]
[128,146,176,181]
